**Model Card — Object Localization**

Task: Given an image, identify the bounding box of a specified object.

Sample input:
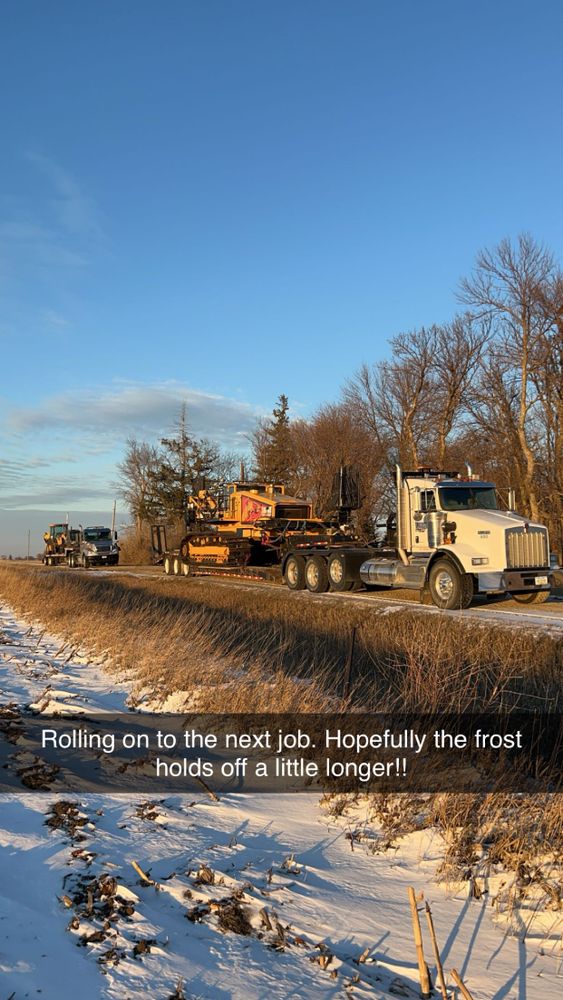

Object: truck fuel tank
[359,558,426,589]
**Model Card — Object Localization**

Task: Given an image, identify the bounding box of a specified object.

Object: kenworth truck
[281,466,553,609]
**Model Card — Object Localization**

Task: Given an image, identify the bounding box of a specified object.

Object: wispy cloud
[0,380,262,511]
[41,307,71,329]
[0,485,112,510]
[0,153,102,300]
[0,219,86,270]
[8,381,262,449]
[26,151,103,239]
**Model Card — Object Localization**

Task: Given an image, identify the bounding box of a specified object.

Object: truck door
[411,488,435,552]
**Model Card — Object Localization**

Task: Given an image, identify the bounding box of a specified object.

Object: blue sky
[1,1,563,552]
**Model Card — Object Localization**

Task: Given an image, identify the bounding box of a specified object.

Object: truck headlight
[471,557,489,566]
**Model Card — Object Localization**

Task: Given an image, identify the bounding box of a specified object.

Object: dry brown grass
[0,564,560,714]
[2,563,561,901]
[0,565,335,712]
[117,527,154,565]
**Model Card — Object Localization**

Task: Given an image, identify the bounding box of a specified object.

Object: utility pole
[27,529,31,561]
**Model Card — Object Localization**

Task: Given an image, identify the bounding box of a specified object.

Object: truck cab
[360,467,552,609]
[77,526,120,568]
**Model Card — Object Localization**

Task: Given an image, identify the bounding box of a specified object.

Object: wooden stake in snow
[131,860,156,885]
[424,902,448,1000]
[195,776,219,801]
[408,887,432,999]
[451,968,474,999]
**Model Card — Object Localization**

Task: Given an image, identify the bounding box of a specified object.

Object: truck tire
[81,553,89,569]
[284,554,306,590]
[509,590,550,605]
[181,560,191,577]
[327,552,354,592]
[173,557,181,575]
[305,554,329,594]
[428,559,473,610]
[163,555,172,575]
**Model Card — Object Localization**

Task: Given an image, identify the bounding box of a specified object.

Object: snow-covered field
[0,602,561,999]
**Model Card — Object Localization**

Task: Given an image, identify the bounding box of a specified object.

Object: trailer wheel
[181,560,191,577]
[163,555,172,575]
[305,554,329,593]
[173,557,181,575]
[284,554,306,590]
[428,559,473,610]
[327,553,354,591]
[509,590,550,604]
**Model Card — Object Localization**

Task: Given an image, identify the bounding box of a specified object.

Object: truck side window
[420,490,436,512]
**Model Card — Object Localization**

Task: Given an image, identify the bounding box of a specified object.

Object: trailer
[43,523,81,566]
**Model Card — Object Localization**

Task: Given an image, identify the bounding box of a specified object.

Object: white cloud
[8,381,262,449]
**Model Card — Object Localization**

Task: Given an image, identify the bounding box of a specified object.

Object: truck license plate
[535,575,548,585]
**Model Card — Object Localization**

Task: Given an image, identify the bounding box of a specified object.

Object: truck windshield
[438,488,498,511]
[83,528,111,541]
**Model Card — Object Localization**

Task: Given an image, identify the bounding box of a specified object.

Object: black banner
[0,710,560,794]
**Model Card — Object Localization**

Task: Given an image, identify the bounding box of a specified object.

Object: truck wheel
[284,554,305,590]
[173,557,181,575]
[81,553,88,569]
[428,559,473,610]
[305,554,329,593]
[509,590,550,605]
[328,553,354,591]
[181,560,191,577]
[163,555,172,575]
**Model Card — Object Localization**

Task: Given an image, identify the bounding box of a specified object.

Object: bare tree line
[117,234,562,557]
[253,234,563,555]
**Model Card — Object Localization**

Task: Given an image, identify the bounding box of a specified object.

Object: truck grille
[505,526,549,569]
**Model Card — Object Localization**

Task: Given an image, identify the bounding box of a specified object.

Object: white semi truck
[281,466,553,610]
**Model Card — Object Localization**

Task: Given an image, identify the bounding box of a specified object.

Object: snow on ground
[0,601,561,1000]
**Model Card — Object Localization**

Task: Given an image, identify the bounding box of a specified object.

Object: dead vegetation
[0,564,560,715]
[321,790,563,926]
[117,526,154,566]
[2,562,561,927]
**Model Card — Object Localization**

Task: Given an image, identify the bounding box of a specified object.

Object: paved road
[61,562,563,634]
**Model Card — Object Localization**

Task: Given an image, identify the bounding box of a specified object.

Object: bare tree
[429,315,489,468]
[115,438,160,531]
[345,327,438,468]
[459,233,556,520]
[291,402,386,535]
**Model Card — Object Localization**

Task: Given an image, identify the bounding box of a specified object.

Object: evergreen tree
[253,394,294,486]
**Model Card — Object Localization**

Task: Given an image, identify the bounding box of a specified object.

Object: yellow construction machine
[152,479,350,576]
[43,523,80,566]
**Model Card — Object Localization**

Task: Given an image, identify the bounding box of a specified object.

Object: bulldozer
[152,470,360,576]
